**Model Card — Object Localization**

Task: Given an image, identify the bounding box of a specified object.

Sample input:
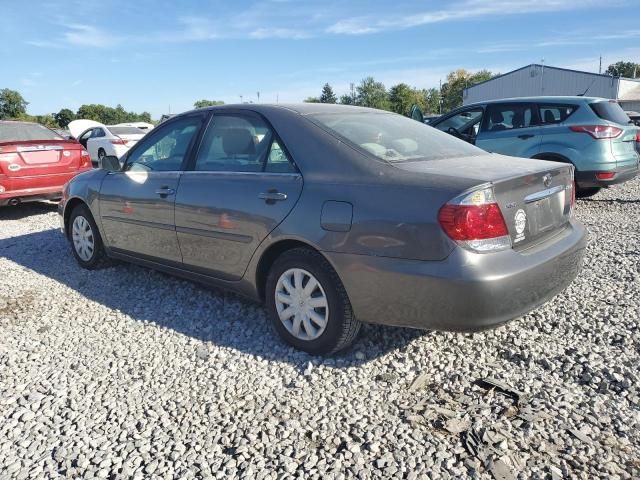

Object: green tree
[193,99,224,108]
[605,61,640,78]
[76,104,152,124]
[319,83,337,103]
[339,94,355,105]
[54,108,75,128]
[0,88,29,119]
[356,77,389,110]
[304,97,320,103]
[423,88,441,114]
[388,83,426,116]
[440,69,494,112]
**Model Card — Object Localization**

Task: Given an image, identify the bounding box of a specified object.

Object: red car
[0,121,92,206]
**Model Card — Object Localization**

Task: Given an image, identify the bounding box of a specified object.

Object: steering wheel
[447,127,462,138]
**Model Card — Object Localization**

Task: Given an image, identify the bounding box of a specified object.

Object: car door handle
[518,134,535,139]
[155,187,175,196]
[258,191,287,203]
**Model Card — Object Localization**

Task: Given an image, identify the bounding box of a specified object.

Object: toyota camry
[58,104,587,354]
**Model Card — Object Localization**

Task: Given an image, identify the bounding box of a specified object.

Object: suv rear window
[0,122,63,142]
[590,101,632,125]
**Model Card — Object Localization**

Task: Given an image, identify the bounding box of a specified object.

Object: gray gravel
[1,180,639,479]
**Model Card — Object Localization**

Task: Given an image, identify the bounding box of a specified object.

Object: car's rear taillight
[80,150,91,168]
[111,138,127,145]
[569,125,623,139]
[438,187,511,253]
[595,172,616,180]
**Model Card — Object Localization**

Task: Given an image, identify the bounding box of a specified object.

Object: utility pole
[350,82,355,104]
[599,56,602,74]
[239,95,243,103]
[439,79,442,114]
[256,91,260,103]
[540,58,545,94]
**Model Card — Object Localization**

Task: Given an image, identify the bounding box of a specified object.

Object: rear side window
[195,114,296,173]
[482,104,536,132]
[539,104,576,124]
[0,122,62,142]
[108,126,144,135]
[590,101,632,125]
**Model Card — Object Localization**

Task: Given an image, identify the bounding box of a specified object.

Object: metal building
[463,64,640,112]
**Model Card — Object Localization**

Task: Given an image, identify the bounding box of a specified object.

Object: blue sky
[1,0,639,119]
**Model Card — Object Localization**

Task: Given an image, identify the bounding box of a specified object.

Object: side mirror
[410,104,424,123]
[99,155,121,171]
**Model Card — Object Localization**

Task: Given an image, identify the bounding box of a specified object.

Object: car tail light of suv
[438,187,511,253]
[569,125,623,139]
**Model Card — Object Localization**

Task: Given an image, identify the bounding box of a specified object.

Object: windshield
[0,122,63,142]
[108,126,145,135]
[590,101,633,125]
[309,112,485,163]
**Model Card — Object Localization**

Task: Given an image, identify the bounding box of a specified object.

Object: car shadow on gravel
[0,202,58,220]
[579,198,640,205]
[0,227,428,367]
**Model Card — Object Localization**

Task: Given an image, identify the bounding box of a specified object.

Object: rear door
[175,111,303,281]
[476,102,542,157]
[98,114,205,262]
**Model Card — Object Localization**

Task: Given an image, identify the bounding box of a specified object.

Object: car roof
[464,96,607,107]
[190,103,389,116]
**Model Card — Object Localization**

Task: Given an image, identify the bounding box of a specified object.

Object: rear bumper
[0,185,63,206]
[326,219,587,331]
[576,163,639,188]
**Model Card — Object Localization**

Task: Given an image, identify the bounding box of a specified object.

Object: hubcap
[72,215,95,262]
[275,268,328,341]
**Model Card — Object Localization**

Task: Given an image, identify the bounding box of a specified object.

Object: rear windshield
[309,112,485,163]
[108,126,144,135]
[0,122,63,142]
[590,101,632,125]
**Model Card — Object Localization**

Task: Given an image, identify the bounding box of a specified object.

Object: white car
[68,120,146,165]
[114,121,155,132]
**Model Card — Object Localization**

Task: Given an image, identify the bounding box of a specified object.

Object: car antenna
[577,78,597,96]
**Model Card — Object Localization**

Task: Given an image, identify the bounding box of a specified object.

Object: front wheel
[576,187,601,198]
[68,204,111,269]
[265,248,361,355]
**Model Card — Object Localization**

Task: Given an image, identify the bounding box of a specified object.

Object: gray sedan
[58,104,587,354]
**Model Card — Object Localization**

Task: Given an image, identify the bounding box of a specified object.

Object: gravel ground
[0,180,638,480]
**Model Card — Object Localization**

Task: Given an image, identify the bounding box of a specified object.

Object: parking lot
[0,179,639,478]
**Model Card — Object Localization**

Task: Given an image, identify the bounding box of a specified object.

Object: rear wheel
[265,248,361,355]
[576,187,601,198]
[68,204,111,269]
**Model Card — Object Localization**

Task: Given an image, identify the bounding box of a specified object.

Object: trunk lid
[395,154,574,250]
[0,140,86,178]
[68,119,104,139]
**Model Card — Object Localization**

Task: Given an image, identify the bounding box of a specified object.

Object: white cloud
[61,23,120,47]
[327,0,610,35]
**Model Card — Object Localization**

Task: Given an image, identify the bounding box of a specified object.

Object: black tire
[68,203,112,269]
[265,248,361,355]
[576,187,601,198]
[98,148,106,160]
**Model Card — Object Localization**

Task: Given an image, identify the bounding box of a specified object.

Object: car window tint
[0,122,63,142]
[125,117,202,172]
[93,128,106,138]
[539,105,576,124]
[483,104,536,131]
[195,114,290,172]
[264,139,296,173]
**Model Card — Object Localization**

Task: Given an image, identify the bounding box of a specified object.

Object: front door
[175,112,303,280]
[475,103,542,157]
[98,114,205,262]
[433,107,484,144]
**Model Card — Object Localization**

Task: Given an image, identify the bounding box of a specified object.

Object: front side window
[194,114,296,173]
[483,104,536,131]
[311,112,484,163]
[434,108,483,142]
[125,116,202,172]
